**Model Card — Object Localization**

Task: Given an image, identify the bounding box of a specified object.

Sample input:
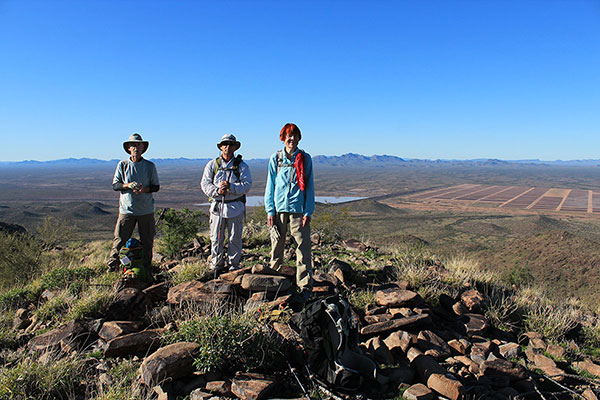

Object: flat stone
[417,330,452,360]
[407,347,463,400]
[98,321,144,341]
[384,330,414,353]
[143,282,169,304]
[107,287,150,320]
[189,389,214,400]
[389,307,413,318]
[167,281,222,305]
[241,274,292,292]
[364,314,393,324]
[205,380,233,396]
[447,339,467,355]
[364,336,395,365]
[461,313,489,336]
[403,383,434,400]
[546,343,566,360]
[231,372,276,400]
[534,354,565,381]
[498,342,521,359]
[139,342,200,386]
[574,359,600,378]
[28,320,86,352]
[583,388,599,400]
[480,359,528,382]
[13,308,31,330]
[460,289,484,312]
[343,238,367,252]
[219,266,252,281]
[104,328,164,357]
[375,288,418,307]
[361,313,431,336]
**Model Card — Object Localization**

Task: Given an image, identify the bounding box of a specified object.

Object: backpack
[276,149,306,191]
[119,237,151,282]
[213,154,246,204]
[294,294,386,394]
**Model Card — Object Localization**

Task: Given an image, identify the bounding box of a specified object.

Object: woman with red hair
[264,123,315,302]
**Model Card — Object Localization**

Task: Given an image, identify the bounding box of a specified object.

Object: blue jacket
[264,148,315,217]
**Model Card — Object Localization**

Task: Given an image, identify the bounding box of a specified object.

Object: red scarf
[294,152,305,191]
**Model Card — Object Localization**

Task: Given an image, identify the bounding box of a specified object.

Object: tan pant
[108,213,155,268]
[270,213,313,290]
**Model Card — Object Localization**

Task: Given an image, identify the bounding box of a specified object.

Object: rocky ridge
[9,237,600,400]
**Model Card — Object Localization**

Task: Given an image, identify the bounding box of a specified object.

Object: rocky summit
[5,235,600,400]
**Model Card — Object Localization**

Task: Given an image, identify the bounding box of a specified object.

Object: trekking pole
[287,362,310,398]
[215,170,232,277]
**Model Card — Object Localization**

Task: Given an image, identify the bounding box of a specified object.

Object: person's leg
[137,213,156,267]
[209,213,226,269]
[269,213,288,270]
[107,214,137,270]
[289,213,313,290]
[227,213,244,269]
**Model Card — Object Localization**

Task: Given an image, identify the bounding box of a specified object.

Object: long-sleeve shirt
[201,157,252,218]
[112,158,160,215]
[264,148,315,217]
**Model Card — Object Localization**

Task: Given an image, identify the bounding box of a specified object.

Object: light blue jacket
[264,148,315,217]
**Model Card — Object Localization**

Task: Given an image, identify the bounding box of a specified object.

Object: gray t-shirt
[112,158,159,215]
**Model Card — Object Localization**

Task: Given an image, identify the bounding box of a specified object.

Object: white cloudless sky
[1,0,599,161]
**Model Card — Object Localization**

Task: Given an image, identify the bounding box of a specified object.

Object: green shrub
[347,289,376,312]
[157,208,205,259]
[0,356,89,400]
[312,204,353,242]
[0,282,44,310]
[36,216,74,250]
[164,313,284,373]
[67,287,113,320]
[0,231,43,289]
[170,260,210,285]
[522,299,578,342]
[503,263,533,287]
[94,359,141,400]
[41,266,96,290]
[34,292,72,324]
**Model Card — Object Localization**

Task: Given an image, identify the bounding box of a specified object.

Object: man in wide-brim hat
[107,133,160,274]
[201,134,252,273]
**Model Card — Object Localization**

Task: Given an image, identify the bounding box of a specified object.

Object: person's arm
[112,161,131,192]
[264,154,277,226]
[200,160,219,198]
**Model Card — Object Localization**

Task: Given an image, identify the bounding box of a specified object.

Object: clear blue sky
[1,0,599,161]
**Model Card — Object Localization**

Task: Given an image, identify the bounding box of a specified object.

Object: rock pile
[12,240,600,399]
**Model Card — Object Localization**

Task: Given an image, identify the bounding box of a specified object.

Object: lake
[196,195,365,207]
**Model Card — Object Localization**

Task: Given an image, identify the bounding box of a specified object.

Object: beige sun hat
[217,134,241,151]
[123,133,149,154]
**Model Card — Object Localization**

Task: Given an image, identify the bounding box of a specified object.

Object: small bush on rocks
[0,355,89,400]
[0,231,43,289]
[156,208,205,259]
[164,312,284,373]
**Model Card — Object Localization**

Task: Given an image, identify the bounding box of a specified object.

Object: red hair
[279,123,301,141]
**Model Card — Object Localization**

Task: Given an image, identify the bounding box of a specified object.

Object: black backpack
[294,294,387,394]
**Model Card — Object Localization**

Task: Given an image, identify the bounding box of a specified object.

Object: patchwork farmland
[406,184,600,214]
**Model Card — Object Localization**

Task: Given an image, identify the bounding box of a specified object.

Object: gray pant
[108,213,155,268]
[270,212,313,290]
[209,212,244,268]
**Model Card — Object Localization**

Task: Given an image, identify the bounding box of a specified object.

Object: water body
[196,195,365,207]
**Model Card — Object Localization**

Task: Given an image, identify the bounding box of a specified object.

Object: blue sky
[1,0,599,161]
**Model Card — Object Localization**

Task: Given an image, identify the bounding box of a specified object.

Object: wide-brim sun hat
[217,133,241,151]
[123,133,149,154]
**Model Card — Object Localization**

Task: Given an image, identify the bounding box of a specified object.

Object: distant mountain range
[1,154,600,168]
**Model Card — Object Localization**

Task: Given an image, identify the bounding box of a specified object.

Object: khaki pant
[108,213,155,268]
[270,213,313,290]
[209,212,244,268]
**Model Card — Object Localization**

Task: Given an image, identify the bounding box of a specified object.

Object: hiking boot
[210,264,226,275]
[228,265,240,272]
